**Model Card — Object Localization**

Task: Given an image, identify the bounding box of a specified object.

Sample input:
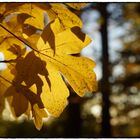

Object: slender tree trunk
[64,92,82,138]
[100,3,112,137]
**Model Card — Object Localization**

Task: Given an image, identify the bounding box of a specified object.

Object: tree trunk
[100,3,112,137]
[64,93,82,138]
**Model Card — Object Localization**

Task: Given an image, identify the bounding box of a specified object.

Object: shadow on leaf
[13,51,51,95]
[71,26,86,42]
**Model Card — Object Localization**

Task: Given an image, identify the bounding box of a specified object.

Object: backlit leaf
[0,3,97,130]
[47,3,82,29]
[35,27,97,97]
[5,86,29,117]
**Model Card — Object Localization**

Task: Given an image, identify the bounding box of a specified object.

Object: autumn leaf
[31,20,97,97]
[8,18,97,118]
[40,66,69,117]
[0,3,97,130]
[14,51,50,95]
[8,50,69,117]
[0,26,25,60]
[4,82,48,130]
[0,3,49,30]
[1,18,96,119]
[2,68,48,130]
[0,14,28,60]
[4,85,29,117]
[22,4,45,29]
[47,3,82,29]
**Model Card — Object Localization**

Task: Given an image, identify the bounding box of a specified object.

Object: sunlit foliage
[0,3,97,130]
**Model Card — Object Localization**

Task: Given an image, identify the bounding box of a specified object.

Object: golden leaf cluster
[0,3,97,130]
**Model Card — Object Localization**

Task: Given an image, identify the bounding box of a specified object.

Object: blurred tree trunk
[100,3,112,137]
[64,92,82,138]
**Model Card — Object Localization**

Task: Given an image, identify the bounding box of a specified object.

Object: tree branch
[0,23,59,64]
[0,23,36,52]
[0,59,16,63]
[0,75,12,85]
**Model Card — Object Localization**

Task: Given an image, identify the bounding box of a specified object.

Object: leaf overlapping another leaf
[0,3,97,130]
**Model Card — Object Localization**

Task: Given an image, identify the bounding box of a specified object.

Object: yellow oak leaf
[4,13,37,37]
[2,3,47,30]
[47,3,82,29]
[0,3,97,130]
[0,31,25,60]
[34,24,97,97]
[20,27,96,118]
[29,18,86,53]
[0,14,29,60]
[15,83,48,130]
[2,76,48,130]
[10,51,69,117]
[23,5,45,29]
[1,19,96,119]
[1,3,82,30]
[40,65,69,117]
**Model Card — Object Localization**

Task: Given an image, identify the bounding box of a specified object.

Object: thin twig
[0,23,69,67]
[0,59,16,63]
[0,23,36,51]
[0,75,12,85]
